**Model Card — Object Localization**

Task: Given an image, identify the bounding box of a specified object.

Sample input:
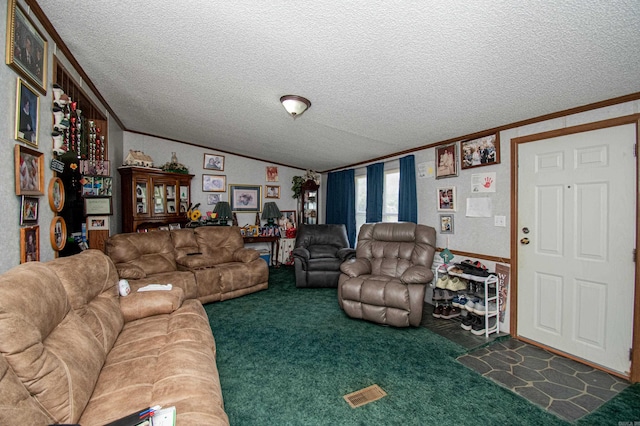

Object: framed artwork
[48,177,65,212]
[20,225,39,263]
[229,184,262,212]
[202,174,226,192]
[87,215,109,230]
[15,78,39,147]
[50,216,67,251]
[265,185,280,199]
[5,0,48,94]
[84,197,113,215]
[266,166,278,182]
[461,134,500,169]
[437,187,456,211]
[20,196,38,225]
[203,153,224,171]
[207,193,221,205]
[14,144,44,195]
[278,210,297,231]
[439,214,454,234]
[435,143,458,179]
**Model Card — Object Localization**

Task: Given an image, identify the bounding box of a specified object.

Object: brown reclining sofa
[105,226,269,303]
[0,249,230,425]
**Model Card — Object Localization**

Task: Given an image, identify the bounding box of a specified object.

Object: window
[383,170,399,222]
[355,169,399,234]
[355,175,367,234]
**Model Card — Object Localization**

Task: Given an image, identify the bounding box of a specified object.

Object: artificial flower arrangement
[160,152,189,174]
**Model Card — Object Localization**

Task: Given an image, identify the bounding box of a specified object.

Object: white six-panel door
[517,123,636,375]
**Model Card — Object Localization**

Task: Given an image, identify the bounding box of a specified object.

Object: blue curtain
[326,169,356,246]
[366,162,384,223]
[398,155,417,223]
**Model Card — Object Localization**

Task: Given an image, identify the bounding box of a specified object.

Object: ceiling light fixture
[280,95,311,119]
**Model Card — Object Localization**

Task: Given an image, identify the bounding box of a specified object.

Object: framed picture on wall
[20,225,39,263]
[203,153,224,171]
[229,184,262,212]
[435,143,458,179]
[15,78,39,147]
[48,177,65,212]
[439,214,454,234]
[50,216,67,251]
[437,187,456,211]
[265,185,280,199]
[266,166,278,182]
[20,196,38,225]
[202,174,226,192]
[87,215,109,230]
[461,133,500,169]
[5,0,48,94]
[14,144,44,195]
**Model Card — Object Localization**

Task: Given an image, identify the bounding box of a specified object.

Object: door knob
[520,237,530,245]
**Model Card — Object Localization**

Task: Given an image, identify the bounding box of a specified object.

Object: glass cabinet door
[165,184,177,214]
[135,181,148,215]
[153,184,165,214]
[304,189,318,224]
[179,185,189,214]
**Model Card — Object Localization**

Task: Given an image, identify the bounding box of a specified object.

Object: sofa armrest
[340,258,371,277]
[401,265,434,284]
[292,247,310,261]
[233,248,260,263]
[119,286,185,322]
[336,248,356,261]
[176,254,219,269]
[116,263,146,279]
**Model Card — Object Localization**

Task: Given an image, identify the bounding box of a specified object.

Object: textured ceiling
[35,1,640,171]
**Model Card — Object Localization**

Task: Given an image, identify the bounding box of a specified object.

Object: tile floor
[422,303,629,422]
[458,339,629,422]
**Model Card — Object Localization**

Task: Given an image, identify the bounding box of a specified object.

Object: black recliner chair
[293,224,354,288]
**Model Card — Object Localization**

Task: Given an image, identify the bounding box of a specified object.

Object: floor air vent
[343,384,387,408]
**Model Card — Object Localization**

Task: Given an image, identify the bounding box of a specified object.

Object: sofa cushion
[119,286,185,322]
[46,249,124,355]
[194,226,244,264]
[0,262,105,424]
[106,232,177,275]
[116,263,146,279]
[79,300,228,425]
[129,271,198,300]
[171,228,201,258]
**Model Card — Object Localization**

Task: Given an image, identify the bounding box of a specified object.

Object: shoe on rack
[452,294,468,308]
[461,314,474,331]
[432,304,444,318]
[432,289,443,301]
[471,317,497,336]
[442,290,454,301]
[446,277,468,292]
[486,301,498,314]
[464,298,480,312]
[441,306,461,320]
[435,276,449,289]
[473,300,486,315]
[441,305,452,319]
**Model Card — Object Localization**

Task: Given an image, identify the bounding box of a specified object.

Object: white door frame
[510,114,640,382]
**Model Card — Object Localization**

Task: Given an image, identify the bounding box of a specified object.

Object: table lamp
[213,201,232,225]
[261,202,281,226]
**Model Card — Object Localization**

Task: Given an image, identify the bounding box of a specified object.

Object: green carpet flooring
[204,267,640,425]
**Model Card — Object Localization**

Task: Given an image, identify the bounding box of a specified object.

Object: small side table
[278,238,296,266]
[243,235,279,266]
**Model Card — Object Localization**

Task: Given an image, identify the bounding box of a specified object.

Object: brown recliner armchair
[338,222,437,327]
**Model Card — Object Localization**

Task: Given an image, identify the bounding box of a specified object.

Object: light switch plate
[494,215,506,227]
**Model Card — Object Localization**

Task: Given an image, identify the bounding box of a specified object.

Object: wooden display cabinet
[119,167,194,233]
[300,180,319,225]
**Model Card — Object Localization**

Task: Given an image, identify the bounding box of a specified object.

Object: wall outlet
[494,215,506,227]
